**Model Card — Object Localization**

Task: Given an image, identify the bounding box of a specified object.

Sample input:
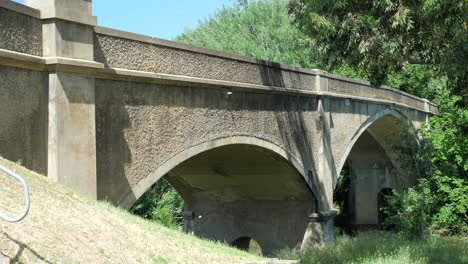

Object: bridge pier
[184,200,315,256]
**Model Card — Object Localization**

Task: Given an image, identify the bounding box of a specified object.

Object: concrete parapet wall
[0,2,42,56]
[94,27,317,90]
[328,75,433,112]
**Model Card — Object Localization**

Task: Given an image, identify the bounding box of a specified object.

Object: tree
[236,0,249,7]
[176,0,319,69]
[287,0,467,103]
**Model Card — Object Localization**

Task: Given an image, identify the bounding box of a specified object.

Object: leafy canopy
[288,0,467,101]
[177,0,319,69]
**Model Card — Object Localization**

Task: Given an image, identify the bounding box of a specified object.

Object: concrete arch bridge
[0,0,437,255]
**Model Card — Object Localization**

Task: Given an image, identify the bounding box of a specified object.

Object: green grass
[276,231,467,264]
[0,156,266,264]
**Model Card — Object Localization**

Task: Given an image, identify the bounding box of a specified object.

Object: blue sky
[12,0,235,40]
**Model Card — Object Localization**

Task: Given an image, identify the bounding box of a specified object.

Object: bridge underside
[165,144,316,256]
[336,115,418,233]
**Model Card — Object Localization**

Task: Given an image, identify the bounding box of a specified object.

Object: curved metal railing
[0,164,30,222]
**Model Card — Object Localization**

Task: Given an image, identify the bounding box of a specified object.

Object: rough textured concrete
[188,200,313,256]
[331,114,420,232]
[95,79,321,205]
[94,32,316,90]
[301,209,338,250]
[329,77,426,110]
[166,144,316,255]
[323,97,426,176]
[167,144,313,202]
[344,123,417,229]
[0,7,42,56]
[0,66,47,174]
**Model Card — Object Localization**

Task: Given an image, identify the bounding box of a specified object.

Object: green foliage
[423,91,468,233]
[176,0,319,69]
[334,162,350,212]
[288,0,467,101]
[383,90,468,236]
[276,232,468,264]
[130,177,184,229]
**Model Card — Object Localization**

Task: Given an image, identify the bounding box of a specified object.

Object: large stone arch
[334,108,420,232]
[118,135,314,210]
[335,108,414,184]
[117,135,317,255]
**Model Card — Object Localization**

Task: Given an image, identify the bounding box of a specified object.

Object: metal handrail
[0,164,30,222]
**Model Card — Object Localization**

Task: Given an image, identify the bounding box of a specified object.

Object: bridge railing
[0,164,30,223]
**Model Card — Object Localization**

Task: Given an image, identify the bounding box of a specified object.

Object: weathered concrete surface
[300,209,339,250]
[0,66,47,174]
[329,76,426,110]
[343,119,418,230]
[0,6,42,56]
[95,79,321,206]
[22,0,99,198]
[47,72,97,197]
[42,20,95,60]
[323,98,426,178]
[187,200,313,256]
[165,144,315,255]
[94,28,316,90]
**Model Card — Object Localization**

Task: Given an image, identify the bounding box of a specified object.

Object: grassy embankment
[0,157,265,264]
[277,231,467,264]
[2,156,466,264]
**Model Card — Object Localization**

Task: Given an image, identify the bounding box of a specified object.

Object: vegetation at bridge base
[275,231,467,264]
[130,177,184,229]
[383,90,468,236]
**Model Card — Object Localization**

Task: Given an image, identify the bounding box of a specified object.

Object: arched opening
[334,112,418,234]
[378,188,394,226]
[231,237,263,256]
[130,141,316,256]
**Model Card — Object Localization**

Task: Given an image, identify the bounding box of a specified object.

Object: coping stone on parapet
[94,26,319,76]
[327,73,427,103]
[0,0,40,18]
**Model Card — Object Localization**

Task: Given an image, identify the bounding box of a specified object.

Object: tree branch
[378,54,435,65]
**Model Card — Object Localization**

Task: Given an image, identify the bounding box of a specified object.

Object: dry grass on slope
[0,157,265,264]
